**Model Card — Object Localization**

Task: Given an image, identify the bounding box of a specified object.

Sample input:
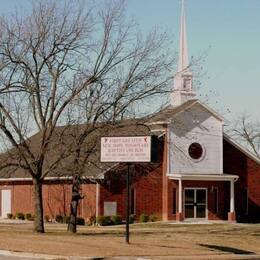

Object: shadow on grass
[77,230,156,237]
[78,231,124,237]
[198,244,255,255]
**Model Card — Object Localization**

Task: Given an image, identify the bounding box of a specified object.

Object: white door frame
[1,189,12,218]
[183,188,208,220]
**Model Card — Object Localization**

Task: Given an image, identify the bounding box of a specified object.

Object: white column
[230,180,235,213]
[178,179,182,213]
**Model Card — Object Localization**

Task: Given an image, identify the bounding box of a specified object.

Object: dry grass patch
[0,222,259,258]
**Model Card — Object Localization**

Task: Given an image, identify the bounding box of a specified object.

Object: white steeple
[170,0,196,106]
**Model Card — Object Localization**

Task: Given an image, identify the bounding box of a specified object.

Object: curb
[1,250,260,260]
[0,249,101,260]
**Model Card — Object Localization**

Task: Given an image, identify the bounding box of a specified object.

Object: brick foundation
[176,212,184,221]
[228,212,236,222]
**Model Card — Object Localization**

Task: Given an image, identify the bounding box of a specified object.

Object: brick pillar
[176,212,184,221]
[228,212,236,222]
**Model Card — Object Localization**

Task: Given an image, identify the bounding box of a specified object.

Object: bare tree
[0,0,175,233]
[228,114,260,158]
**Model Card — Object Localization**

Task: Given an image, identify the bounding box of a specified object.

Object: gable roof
[146,99,224,125]
[223,133,260,166]
[0,119,163,181]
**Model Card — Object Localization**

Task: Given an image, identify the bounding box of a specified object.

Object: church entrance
[184,188,207,220]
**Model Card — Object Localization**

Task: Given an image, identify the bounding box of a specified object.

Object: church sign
[100,136,154,163]
[100,135,158,244]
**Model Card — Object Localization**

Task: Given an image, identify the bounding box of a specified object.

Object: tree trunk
[68,199,79,233]
[68,174,82,233]
[33,178,45,233]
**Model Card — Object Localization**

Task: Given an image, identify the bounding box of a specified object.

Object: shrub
[149,214,158,222]
[25,213,33,221]
[111,215,122,225]
[16,212,25,220]
[44,215,50,222]
[129,214,135,224]
[76,217,85,226]
[87,215,96,226]
[55,214,63,223]
[139,213,149,223]
[7,213,13,219]
[96,216,111,226]
[63,215,70,224]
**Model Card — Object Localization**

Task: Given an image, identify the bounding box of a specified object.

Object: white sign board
[101,136,151,162]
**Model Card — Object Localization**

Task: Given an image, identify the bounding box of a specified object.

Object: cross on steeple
[170,0,196,106]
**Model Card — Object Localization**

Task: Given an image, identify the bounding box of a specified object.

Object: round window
[188,142,203,160]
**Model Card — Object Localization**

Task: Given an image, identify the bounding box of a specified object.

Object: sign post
[100,136,156,244]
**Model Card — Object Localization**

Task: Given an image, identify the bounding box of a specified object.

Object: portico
[169,174,239,222]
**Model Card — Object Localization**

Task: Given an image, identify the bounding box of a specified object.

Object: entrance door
[1,190,11,218]
[184,188,207,219]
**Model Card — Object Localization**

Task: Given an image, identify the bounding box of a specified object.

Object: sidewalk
[1,249,260,260]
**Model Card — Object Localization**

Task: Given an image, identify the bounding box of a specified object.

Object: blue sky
[0,0,259,121]
[126,0,260,121]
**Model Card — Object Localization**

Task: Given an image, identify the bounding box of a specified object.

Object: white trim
[196,101,225,122]
[167,127,170,175]
[0,175,104,182]
[220,125,224,173]
[170,100,224,123]
[146,100,224,126]
[145,121,170,126]
[224,133,260,165]
[169,174,239,181]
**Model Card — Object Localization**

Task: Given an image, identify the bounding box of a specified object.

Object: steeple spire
[178,0,190,73]
[170,0,196,106]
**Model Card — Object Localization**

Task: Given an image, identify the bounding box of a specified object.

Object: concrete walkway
[0,249,260,260]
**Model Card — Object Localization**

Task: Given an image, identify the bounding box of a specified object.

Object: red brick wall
[99,164,163,220]
[98,137,165,220]
[224,139,260,222]
[0,181,97,220]
[43,183,71,218]
[81,183,97,219]
[247,158,260,221]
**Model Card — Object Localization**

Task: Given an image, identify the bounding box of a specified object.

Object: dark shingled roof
[0,118,161,180]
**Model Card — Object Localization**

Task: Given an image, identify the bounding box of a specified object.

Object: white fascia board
[170,100,224,124]
[145,121,170,125]
[197,101,225,122]
[168,174,239,181]
[0,175,104,182]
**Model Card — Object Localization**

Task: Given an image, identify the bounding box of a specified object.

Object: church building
[0,1,259,223]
